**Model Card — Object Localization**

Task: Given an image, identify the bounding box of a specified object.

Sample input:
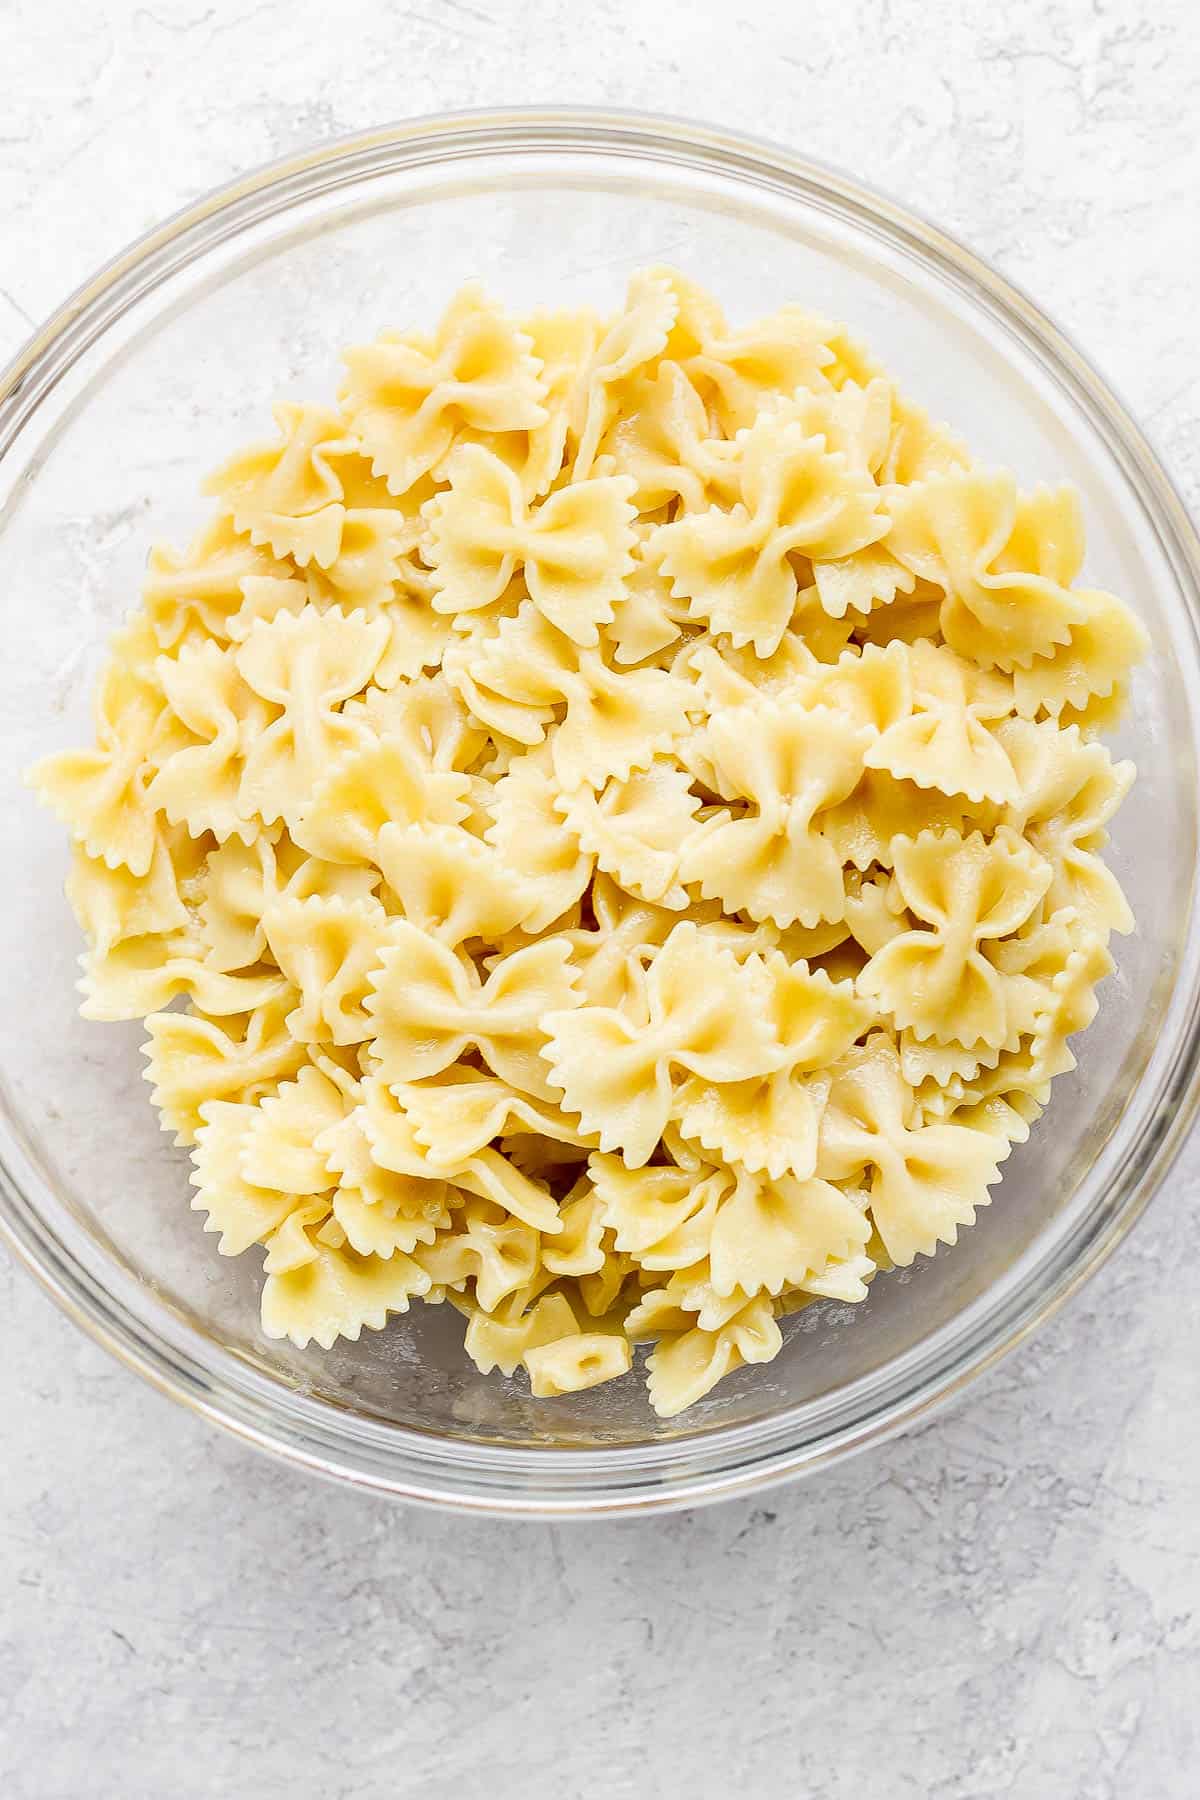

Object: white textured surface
[3,3,1200,1795]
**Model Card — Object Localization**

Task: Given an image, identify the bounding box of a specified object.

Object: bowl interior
[2,120,1197,1466]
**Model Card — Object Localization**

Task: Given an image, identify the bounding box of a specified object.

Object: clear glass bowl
[3,108,1199,1516]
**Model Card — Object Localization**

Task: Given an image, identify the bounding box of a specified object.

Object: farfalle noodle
[680,700,870,927]
[542,923,781,1166]
[340,283,547,496]
[427,443,636,645]
[858,828,1052,1047]
[648,411,889,654]
[235,606,389,825]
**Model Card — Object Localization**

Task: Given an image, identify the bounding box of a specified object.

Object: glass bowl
[3,108,1199,1517]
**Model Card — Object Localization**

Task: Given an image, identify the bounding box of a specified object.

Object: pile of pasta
[31,269,1145,1417]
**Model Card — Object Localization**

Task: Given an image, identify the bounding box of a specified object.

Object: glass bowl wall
[2,110,1198,1513]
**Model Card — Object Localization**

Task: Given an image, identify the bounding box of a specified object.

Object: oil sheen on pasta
[30,269,1145,1418]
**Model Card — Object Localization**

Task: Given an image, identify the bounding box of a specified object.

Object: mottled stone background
[2,3,1198,1795]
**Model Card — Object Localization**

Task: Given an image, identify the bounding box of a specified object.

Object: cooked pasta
[30,270,1145,1418]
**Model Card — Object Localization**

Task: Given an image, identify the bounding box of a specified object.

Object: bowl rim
[4,103,1200,1517]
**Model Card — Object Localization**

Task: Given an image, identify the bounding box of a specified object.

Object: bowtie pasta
[31,268,1145,1419]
